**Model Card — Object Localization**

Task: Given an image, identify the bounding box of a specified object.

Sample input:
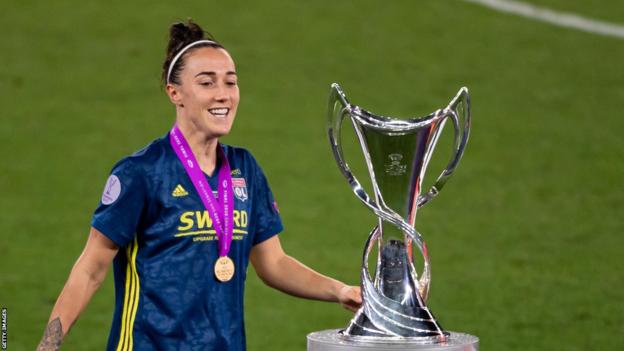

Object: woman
[37,21,361,351]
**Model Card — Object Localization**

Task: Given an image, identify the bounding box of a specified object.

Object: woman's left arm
[249,236,362,312]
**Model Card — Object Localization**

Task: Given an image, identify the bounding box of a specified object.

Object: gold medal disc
[214,256,235,282]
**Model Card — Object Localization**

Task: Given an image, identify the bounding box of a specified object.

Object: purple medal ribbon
[169,125,234,258]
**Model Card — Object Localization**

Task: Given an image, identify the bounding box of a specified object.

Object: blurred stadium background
[1,0,622,349]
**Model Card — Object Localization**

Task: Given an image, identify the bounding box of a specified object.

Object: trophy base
[307,329,478,351]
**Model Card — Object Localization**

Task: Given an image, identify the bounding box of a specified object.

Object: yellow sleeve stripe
[116,237,141,351]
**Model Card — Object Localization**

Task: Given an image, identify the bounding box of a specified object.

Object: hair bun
[168,20,205,53]
[162,19,222,85]
[170,21,204,44]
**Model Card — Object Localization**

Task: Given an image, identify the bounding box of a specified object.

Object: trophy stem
[344,226,446,339]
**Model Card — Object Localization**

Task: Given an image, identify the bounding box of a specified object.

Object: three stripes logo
[172,184,189,197]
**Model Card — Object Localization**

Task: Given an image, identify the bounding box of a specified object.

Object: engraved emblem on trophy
[307,84,479,350]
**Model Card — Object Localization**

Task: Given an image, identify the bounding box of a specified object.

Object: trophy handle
[328,83,381,216]
[417,87,471,207]
[327,84,406,226]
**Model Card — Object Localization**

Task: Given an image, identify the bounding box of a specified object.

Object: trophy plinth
[307,330,479,351]
[307,83,477,350]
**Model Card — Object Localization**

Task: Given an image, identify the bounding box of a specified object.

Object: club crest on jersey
[232,178,248,202]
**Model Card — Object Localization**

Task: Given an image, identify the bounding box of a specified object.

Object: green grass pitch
[1,0,623,350]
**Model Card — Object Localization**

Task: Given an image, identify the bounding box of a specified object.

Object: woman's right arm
[36,227,119,351]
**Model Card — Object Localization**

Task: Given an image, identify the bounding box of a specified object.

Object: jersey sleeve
[91,158,147,248]
[250,156,283,246]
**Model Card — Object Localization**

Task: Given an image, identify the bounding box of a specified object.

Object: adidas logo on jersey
[172,184,189,197]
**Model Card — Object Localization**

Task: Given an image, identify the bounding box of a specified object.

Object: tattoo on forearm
[36,317,63,351]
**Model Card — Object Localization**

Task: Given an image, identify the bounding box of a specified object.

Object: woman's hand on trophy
[338,285,362,313]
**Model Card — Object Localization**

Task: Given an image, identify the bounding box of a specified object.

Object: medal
[214,256,235,282]
[170,125,235,283]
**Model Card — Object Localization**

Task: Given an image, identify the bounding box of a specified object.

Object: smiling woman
[36,20,361,351]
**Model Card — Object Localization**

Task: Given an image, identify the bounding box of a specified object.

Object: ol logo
[232,178,248,202]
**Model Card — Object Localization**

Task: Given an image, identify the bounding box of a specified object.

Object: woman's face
[167,47,239,138]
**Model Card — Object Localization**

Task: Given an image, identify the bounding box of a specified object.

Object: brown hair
[162,20,224,85]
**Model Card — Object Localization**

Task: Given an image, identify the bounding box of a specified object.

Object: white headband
[166,40,217,84]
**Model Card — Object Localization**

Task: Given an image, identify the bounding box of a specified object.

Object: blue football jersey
[92,133,283,351]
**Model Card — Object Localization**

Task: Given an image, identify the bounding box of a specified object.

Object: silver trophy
[307,84,478,351]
